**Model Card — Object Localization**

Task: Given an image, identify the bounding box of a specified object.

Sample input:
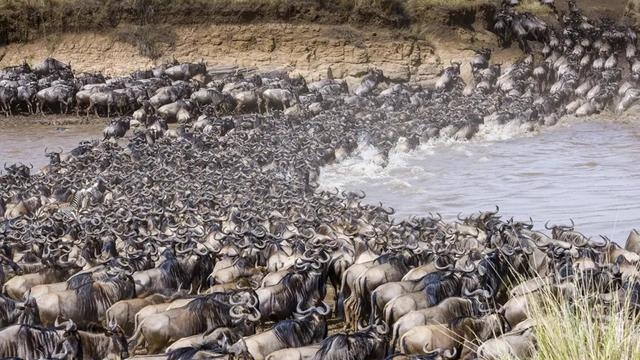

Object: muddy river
[1,118,638,243]
[320,120,640,243]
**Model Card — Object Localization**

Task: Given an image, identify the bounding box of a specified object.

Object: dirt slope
[0,0,632,83]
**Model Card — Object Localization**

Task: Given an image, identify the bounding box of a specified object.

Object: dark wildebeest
[354,69,385,97]
[103,117,131,141]
[0,86,17,116]
[310,323,388,360]
[51,319,130,360]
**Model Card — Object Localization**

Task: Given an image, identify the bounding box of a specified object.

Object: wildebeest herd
[1,1,640,359]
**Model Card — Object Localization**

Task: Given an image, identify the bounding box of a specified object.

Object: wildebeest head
[45,147,63,167]
[3,163,32,179]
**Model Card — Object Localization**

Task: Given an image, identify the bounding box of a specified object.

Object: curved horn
[545,221,553,230]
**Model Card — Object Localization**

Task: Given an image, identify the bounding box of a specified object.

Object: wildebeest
[103,117,131,141]
[0,324,62,359]
[228,303,329,360]
[130,290,259,354]
[310,323,388,360]
[36,271,136,327]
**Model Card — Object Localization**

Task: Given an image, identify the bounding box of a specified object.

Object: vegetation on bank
[0,0,499,46]
[521,277,640,360]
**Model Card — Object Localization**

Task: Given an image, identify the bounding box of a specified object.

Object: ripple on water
[319,121,640,243]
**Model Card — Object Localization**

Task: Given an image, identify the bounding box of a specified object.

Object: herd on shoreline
[0,1,640,360]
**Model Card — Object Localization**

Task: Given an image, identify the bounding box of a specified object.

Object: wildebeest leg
[7,100,14,116]
[517,36,529,53]
[107,104,111,118]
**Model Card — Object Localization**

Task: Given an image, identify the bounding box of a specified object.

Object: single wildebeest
[129,290,259,354]
[0,324,63,359]
[88,89,130,117]
[228,303,329,360]
[103,117,131,141]
[36,85,76,114]
[50,319,130,360]
[164,62,207,81]
[32,57,70,76]
[190,88,225,109]
[262,88,298,113]
[36,271,136,327]
[310,323,388,360]
[354,69,385,97]
[0,86,17,116]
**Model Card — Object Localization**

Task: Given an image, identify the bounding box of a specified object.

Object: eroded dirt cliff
[0,21,521,84]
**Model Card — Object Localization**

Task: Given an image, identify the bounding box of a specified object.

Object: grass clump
[115,24,177,60]
[527,281,640,360]
[514,0,554,16]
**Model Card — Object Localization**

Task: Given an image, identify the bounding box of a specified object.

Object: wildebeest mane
[158,254,189,288]
[184,296,234,331]
[478,251,508,295]
[73,274,135,321]
[422,271,462,306]
[0,295,17,325]
[312,329,378,360]
[167,342,226,360]
[66,272,97,290]
[279,272,310,303]
[439,297,476,321]
[0,325,62,360]
[272,316,325,348]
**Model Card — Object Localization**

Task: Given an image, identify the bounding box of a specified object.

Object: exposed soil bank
[0,21,521,84]
[0,1,632,83]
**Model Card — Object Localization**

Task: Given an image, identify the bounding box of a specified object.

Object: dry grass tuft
[520,278,640,360]
[514,0,554,16]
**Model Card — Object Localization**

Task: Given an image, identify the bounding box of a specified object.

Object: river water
[319,120,640,243]
[1,119,638,242]
[0,122,105,170]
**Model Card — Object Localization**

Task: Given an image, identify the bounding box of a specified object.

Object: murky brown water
[0,120,104,170]
[320,120,640,243]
